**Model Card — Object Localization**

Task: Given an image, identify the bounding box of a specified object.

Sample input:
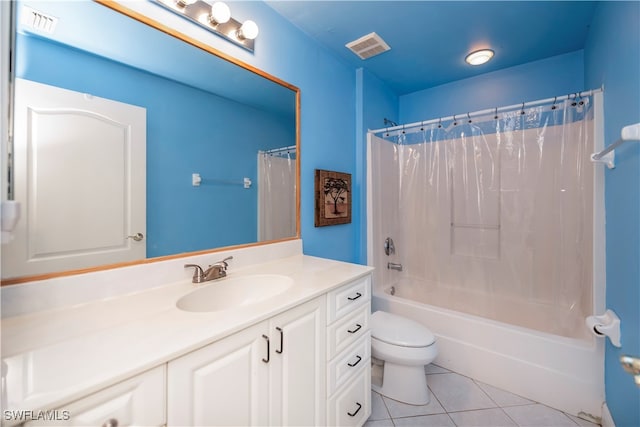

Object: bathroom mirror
[1,0,300,284]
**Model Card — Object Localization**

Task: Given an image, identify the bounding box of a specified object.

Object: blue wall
[17,34,294,257]
[399,50,585,124]
[585,2,640,426]
[169,1,360,263]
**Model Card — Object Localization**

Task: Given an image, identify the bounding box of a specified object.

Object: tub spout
[387,262,403,271]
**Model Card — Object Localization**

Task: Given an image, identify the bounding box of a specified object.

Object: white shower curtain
[257,151,296,241]
[370,96,597,339]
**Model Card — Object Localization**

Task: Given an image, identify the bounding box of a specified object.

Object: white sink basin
[176,274,294,313]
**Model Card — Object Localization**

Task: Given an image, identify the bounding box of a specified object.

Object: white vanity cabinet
[4,255,375,427]
[167,296,326,426]
[24,366,166,427]
[326,275,372,427]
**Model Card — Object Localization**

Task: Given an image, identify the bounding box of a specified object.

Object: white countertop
[1,254,373,416]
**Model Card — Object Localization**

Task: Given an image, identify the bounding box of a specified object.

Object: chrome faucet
[387,262,403,271]
[185,256,233,284]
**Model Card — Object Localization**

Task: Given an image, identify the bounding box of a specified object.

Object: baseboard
[601,402,616,427]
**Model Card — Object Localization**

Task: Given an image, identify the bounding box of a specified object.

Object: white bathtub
[372,286,605,420]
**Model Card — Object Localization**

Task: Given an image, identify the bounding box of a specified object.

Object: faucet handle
[214,256,233,270]
[184,264,205,283]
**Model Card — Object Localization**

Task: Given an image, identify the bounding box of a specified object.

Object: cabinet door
[167,321,270,426]
[25,366,165,427]
[269,296,326,426]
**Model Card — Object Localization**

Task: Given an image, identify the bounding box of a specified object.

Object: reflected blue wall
[17,34,295,257]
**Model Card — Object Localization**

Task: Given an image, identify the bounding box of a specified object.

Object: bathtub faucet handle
[384,237,396,256]
[388,262,403,271]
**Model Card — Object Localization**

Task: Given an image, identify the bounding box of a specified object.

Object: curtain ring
[520,102,525,115]
[467,112,472,123]
[494,107,498,120]
[402,124,406,134]
[551,96,557,110]
[453,114,457,126]
[385,126,389,137]
[420,120,425,131]
[438,117,442,129]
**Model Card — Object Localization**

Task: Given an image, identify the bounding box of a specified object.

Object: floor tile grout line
[378,390,395,423]
[468,377,549,427]
[370,369,592,427]
[473,377,541,406]
[426,382,448,415]
[470,376,502,409]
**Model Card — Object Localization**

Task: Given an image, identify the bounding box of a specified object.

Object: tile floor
[365,364,600,427]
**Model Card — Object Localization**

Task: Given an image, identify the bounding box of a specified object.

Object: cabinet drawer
[328,332,371,396]
[327,366,371,427]
[327,304,370,359]
[327,276,371,324]
[25,366,166,427]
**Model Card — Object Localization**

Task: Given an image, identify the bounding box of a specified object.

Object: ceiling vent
[21,5,58,34]
[346,32,390,60]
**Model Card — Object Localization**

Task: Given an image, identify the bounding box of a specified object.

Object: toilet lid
[371,311,435,347]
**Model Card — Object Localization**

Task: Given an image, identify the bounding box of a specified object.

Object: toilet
[370,311,438,405]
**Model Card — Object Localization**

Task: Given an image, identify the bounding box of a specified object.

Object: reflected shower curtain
[370,96,596,339]
[257,150,296,241]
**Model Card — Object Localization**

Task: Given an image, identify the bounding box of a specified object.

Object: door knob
[127,232,144,241]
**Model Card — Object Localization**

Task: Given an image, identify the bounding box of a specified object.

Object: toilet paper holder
[586,310,621,347]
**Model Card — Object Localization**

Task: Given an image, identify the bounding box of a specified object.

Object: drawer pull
[347,323,362,334]
[347,355,362,367]
[347,402,362,417]
[276,327,284,354]
[347,292,362,301]
[102,419,119,427]
[262,334,270,363]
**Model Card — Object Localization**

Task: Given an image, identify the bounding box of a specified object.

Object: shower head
[384,118,398,127]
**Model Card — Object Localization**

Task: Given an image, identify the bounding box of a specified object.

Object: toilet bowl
[370,310,437,405]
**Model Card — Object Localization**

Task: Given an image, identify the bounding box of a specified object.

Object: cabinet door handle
[347,402,362,417]
[347,355,362,367]
[262,334,270,363]
[347,292,362,301]
[276,327,284,354]
[347,323,362,334]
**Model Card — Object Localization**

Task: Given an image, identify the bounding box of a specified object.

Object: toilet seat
[371,311,435,347]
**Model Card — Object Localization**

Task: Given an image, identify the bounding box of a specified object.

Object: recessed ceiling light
[465,49,494,65]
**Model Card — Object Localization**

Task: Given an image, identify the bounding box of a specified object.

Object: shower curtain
[257,150,296,241]
[370,96,596,339]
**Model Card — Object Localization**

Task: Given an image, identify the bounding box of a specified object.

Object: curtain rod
[261,145,296,154]
[369,88,603,135]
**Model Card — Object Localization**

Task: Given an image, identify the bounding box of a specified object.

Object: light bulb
[465,49,494,66]
[238,20,259,40]
[210,2,231,25]
[176,0,197,7]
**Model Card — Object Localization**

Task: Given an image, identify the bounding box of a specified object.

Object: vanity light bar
[153,0,257,52]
